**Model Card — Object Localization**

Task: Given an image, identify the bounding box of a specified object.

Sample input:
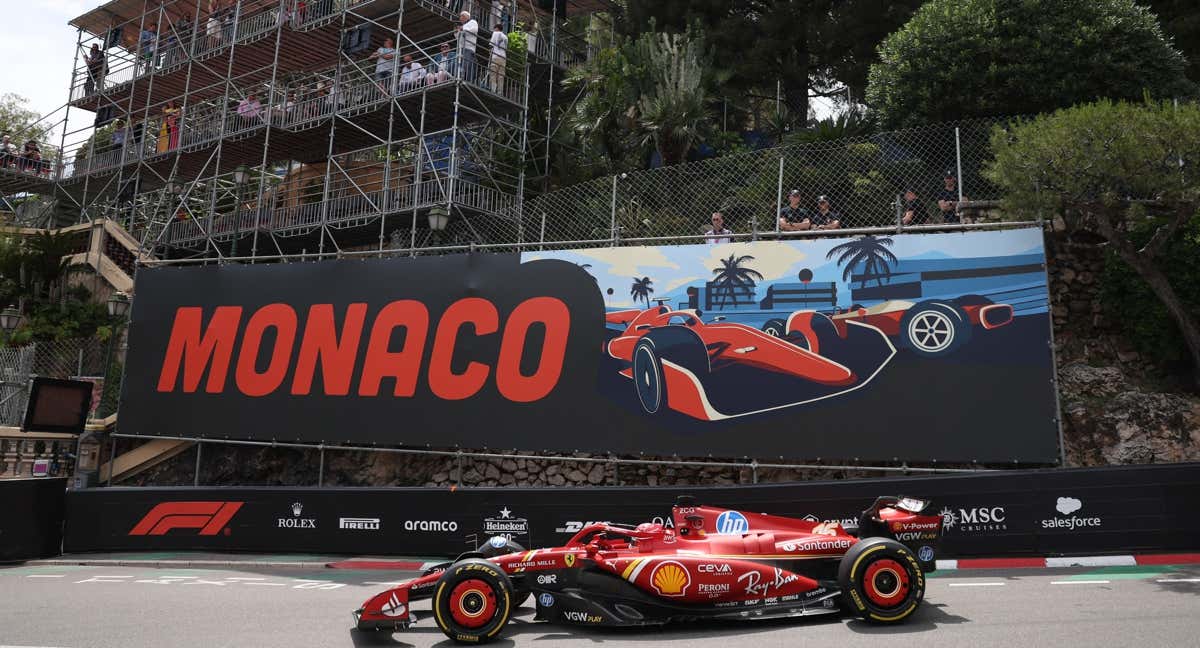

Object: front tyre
[477,537,531,608]
[838,538,925,624]
[432,558,516,644]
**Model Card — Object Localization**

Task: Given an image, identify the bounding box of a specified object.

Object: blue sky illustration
[523,228,1045,310]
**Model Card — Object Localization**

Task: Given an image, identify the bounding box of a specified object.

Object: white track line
[1051,580,1111,585]
[1156,578,1200,583]
[225,577,266,581]
[244,582,286,587]
[25,575,65,579]
[947,582,1006,587]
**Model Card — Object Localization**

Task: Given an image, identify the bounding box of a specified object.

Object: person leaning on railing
[84,44,106,95]
[0,134,15,169]
[428,42,456,85]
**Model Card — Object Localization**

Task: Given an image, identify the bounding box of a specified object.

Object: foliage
[1100,216,1200,375]
[867,0,1196,129]
[630,276,654,308]
[561,28,721,172]
[1145,0,1200,83]
[505,28,529,87]
[710,254,763,308]
[827,236,898,288]
[0,93,52,152]
[7,293,112,344]
[985,99,1200,386]
[619,1,924,115]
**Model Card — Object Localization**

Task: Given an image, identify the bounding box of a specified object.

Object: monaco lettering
[156,298,571,403]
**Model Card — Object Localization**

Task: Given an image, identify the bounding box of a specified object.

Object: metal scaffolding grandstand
[9,0,609,260]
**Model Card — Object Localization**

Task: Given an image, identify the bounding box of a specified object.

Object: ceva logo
[129,501,243,536]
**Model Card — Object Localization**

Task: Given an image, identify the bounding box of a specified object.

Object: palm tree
[826,235,899,289]
[630,277,654,308]
[711,254,764,308]
[632,31,718,167]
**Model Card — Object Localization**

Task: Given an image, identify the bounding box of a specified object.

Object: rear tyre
[432,558,516,644]
[762,318,787,337]
[838,538,925,624]
[899,301,970,357]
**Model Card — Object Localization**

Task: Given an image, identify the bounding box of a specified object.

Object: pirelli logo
[128,501,244,536]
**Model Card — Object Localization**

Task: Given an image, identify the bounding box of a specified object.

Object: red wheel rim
[448,579,498,628]
[863,558,909,607]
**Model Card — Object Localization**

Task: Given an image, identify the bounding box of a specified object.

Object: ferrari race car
[354,496,944,643]
[603,304,895,419]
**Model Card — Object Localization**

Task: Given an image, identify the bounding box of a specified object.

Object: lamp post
[0,306,21,338]
[428,205,449,232]
[231,165,249,259]
[95,290,131,488]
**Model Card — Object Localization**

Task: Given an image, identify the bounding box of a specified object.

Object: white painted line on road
[1051,580,1111,585]
[1156,578,1200,583]
[244,582,287,587]
[947,582,1006,587]
[25,575,65,578]
[93,575,133,578]
[364,581,408,586]
[1046,556,1136,568]
[226,577,266,581]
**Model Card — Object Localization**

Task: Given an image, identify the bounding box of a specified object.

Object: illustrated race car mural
[603,304,895,420]
[827,295,1014,358]
[354,496,944,643]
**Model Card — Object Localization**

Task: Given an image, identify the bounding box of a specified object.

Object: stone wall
[127,224,1200,487]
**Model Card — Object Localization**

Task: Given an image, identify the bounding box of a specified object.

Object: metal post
[318,445,325,486]
[609,174,618,246]
[106,433,116,486]
[250,0,290,263]
[193,440,202,486]
[954,126,964,204]
[539,210,546,250]
[895,193,904,233]
[774,156,784,233]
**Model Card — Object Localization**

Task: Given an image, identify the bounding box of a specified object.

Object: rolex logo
[279,502,315,529]
[291,502,303,517]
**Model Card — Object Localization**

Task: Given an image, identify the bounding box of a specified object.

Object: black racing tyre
[632,339,667,415]
[632,327,709,416]
[762,318,787,337]
[838,537,925,624]
[432,558,516,644]
[952,294,993,307]
[899,301,970,357]
[476,538,531,608]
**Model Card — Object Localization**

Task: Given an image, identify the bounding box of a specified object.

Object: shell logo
[650,561,691,597]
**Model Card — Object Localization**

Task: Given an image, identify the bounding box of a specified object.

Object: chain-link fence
[524,118,1009,249]
[0,337,124,426]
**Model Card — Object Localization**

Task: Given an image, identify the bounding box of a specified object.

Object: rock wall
[127,225,1199,487]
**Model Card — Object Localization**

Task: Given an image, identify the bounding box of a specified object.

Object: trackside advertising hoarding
[121,227,1059,462]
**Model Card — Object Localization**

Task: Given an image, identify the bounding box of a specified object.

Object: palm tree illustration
[711,254,765,308]
[826,236,899,289]
[630,277,654,308]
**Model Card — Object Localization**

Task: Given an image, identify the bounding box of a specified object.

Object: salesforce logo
[715,511,750,535]
[538,593,555,607]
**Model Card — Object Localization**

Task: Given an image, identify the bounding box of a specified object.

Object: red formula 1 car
[830,295,1014,358]
[354,496,944,643]
[603,305,894,420]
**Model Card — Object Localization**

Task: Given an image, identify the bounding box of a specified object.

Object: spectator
[778,189,811,231]
[111,120,127,150]
[399,54,425,91]
[21,141,43,174]
[459,11,479,82]
[937,170,967,223]
[810,195,842,230]
[84,44,106,95]
[705,211,732,244]
[499,0,513,32]
[428,42,456,84]
[0,134,15,168]
[901,187,928,226]
[139,22,158,73]
[237,93,263,126]
[370,38,396,88]
[489,0,503,30]
[487,23,508,92]
[206,1,222,46]
[158,100,180,153]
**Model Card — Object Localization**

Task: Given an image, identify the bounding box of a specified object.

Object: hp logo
[918,546,935,562]
[538,593,555,607]
[488,536,508,548]
[714,511,749,535]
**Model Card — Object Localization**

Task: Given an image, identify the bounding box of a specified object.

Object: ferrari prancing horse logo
[564,553,576,567]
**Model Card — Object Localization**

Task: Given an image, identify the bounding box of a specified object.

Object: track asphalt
[1,558,1197,647]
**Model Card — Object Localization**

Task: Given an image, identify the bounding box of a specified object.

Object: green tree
[1145,0,1200,83]
[867,0,1196,129]
[619,1,924,114]
[0,93,51,146]
[985,100,1200,387]
[630,31,717,167]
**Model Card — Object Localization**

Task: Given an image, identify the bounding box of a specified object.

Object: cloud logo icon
[1056,497,1082,515]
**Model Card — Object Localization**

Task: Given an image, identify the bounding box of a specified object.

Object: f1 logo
[129,501,244,536]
